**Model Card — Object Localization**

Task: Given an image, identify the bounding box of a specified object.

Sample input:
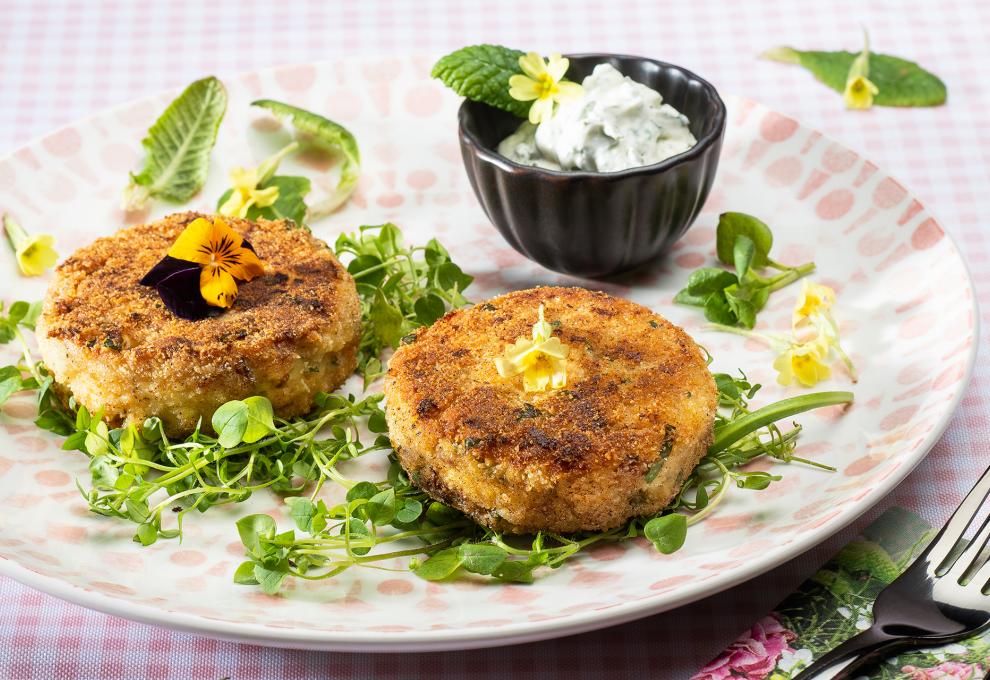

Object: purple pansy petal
[140,256,215,320]
[139,255,197,287]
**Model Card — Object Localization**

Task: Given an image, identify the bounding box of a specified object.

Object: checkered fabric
[1,0,988,677]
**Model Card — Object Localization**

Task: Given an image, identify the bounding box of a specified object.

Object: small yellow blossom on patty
[495,304,569,392]
[508,53,584,125]
[844,30,880,110]
[3,213,57,277]
[168,216,265,308]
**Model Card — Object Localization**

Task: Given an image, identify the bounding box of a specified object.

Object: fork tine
[924,464,990,573]
[945,511,990,582]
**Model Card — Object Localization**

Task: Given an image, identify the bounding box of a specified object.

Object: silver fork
[794,463,990,679]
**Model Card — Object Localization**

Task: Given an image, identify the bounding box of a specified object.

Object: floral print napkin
[693,507,990,679]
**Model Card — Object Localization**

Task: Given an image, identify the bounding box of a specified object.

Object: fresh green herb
[432,44,531,118]
[0,300,44,408]
[251,100,361,218]
[122,76,228,211]
[762,44,946,108]
[674,212,815,328]
[64,391,388,546]
[333,224,473,384]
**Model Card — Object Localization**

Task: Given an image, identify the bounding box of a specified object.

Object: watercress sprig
[675,212,815,328]
[333,224,474,384]
[69,391,389,547]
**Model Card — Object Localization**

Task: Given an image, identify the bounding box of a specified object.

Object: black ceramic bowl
[458,54,726,278]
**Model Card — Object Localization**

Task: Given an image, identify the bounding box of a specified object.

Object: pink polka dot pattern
[0,65,975,651]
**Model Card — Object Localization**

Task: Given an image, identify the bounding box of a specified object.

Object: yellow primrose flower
[167,216,265,308]
[218,142,298,218]
[3,213,57,277]
[508,53,584,125]
[773,334,832,387]
[494,304,569,392]
[844,30,880,110]
[793,280,836,329]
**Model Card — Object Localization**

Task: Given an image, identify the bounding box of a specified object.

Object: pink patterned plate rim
[0,58,978,652]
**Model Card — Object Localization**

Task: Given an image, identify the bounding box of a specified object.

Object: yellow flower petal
[200,265,239,308]
[509,74,541,102]
[494,305,569,392]
[555,80,584,102]
[252,185,280,209]
[528,97,555,125]
[16,234,58,276]
[167,217,215,265]
[844,75,879,110]
[218,188,250,218]
[518,52,547,80]
[545,54,569,82]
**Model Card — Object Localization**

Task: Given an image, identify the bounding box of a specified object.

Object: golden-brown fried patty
[37,211,361,437]
[384,286,718,534]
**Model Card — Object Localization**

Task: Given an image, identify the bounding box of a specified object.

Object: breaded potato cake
[384,286,718,534]
[36,212,361,437]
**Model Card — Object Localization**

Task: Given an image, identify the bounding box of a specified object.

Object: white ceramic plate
[0,57,977,652]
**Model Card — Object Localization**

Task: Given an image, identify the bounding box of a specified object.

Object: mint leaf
[431,44,530,118]
[123,76,227,210]
[251,100,360,217]
[764,47,946,107]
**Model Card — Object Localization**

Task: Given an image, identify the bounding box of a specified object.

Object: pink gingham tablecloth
[1,0,988,677]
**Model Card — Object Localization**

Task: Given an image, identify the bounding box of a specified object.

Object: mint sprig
[431,44,530,117]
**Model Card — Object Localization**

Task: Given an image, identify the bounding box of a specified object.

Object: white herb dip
[497,63,697,173]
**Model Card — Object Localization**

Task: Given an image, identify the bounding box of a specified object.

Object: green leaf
[703,291,739,326]
[414,294,446,326]
[457,543,508,575]
[413,547,463,580]
[340,517,372,556]
[435,262,473,293]
[724,286,757,329]
[0,367,22,407]
[134,523,158,547]
[685,268,738,296]
[252,99,361,216]
[764,46,947,107]
[253,563,286,595]
[89,455,119,489]
[431,45,530,118]
[369,288,405,349]
[716,213,774,269]
[241,396,274,444]
[236,514,277,558]
[733,235,756,281]
[395,499,423,524]
[346,481,379,502]
[644,514,688,554]
[365,489,397,526]
[233,560,259,585]
[493,560,535,584]
[123,76,227,210]
[212,400,249,448]
[285,497,316,533]
[84,420,110,456]
[672,289,708,308]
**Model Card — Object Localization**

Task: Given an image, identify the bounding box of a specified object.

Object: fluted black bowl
[458,54,726,278]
